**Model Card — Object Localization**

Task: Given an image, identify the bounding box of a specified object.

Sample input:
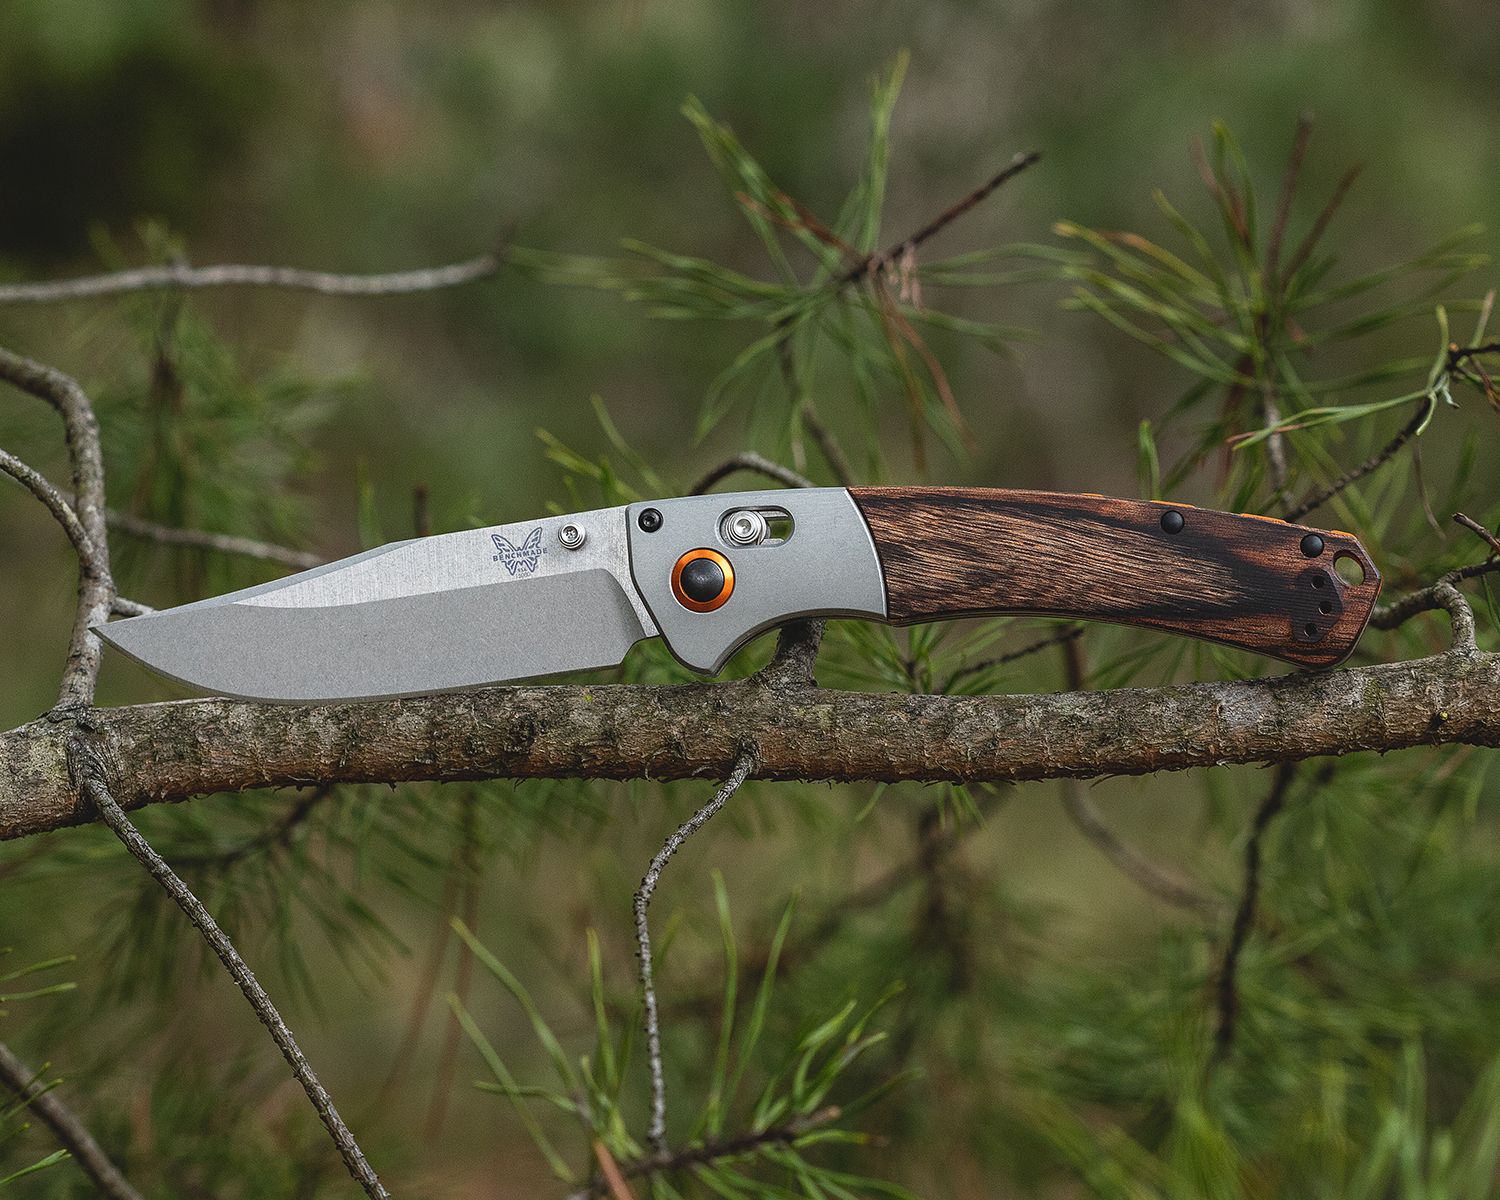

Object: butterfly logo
[491,528,544,576]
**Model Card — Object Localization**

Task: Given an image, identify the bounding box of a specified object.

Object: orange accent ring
[671,548,734,612]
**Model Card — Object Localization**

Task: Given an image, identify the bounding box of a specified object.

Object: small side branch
[0,251,508,305]
[1214,762,1298,1060]
[840,150,1042,284]
[1283,399,1430,523]
[0,347,113,706]
[753,619,827,690]
[634,752,756,1154]
[568,1108,840,1200]
[1454,511,1500,558]
[0,448,96,563]
[1370,560,1500,654]
[105,510,324,570]
[72,745,389,1200]
[1053,634,1213,913]
[689,453,813,495]
[1061,788,1217,914]
[942,625,1084,692]
[0,1040,142,1200]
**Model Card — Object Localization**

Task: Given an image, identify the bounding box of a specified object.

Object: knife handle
[849,487,1381,668]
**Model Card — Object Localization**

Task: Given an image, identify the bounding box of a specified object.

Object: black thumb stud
[671,548,735,612]
[680,556,725,603]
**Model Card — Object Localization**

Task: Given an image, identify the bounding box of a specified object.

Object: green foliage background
[0,1,1498,1196]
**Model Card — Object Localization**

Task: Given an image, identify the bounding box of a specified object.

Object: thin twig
[0,251,509,304]
[167,786,334,870]
[1370,561,1500,653]
[1454,511,1500,558]
[1055,635,1214,913]
[73,744,389,1200]
[106,509,325,570]
[1061,789,1217,913]
[634,752,756,1154]
[0,348,113,706]
[0,448,97,563]
[753,619,827,690]
[368,870,461,1120]
[0,1040,143,1200]
[425,793,480,1139]
[689,453,813,496]
[839,151,1042,284]
[942,625,1084,692]
[1264,113,1314,287]
[797,399,855,487]
[1214,762,1299,1060]
[1283,398,1431,522]
[569,1107,840,1200]
[1281,164,1362,283]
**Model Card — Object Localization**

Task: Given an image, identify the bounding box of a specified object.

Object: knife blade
[93,486,1381,702]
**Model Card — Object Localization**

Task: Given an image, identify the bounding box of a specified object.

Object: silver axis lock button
[724,509,768,546]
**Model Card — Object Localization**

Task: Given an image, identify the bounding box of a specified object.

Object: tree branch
[0,1040,143,1200]
[1214,761,1299,1060]
[71,744,389,1200]
[1370,561,1499,653]
[105,509,325,570]
[751,619,827,690]
[0,251,508,304]
[1054,632,1214,913]
[634,753,756,1154]
[0,448,96,563]
[569,1107,841,1200]
[0,348,113,707]
[839,151,1042,285]
[2,644,1496,842]
[1454,511,1500,558]
[1283,398,1431,523]
[689,453,814,496]
[1061,787,1217,914]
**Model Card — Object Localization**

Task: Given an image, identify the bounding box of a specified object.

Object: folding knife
[95,487,1381,702]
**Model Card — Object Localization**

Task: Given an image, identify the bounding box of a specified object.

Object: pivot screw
[558,523,586,550]
[638,508,663,533]
[1160,510,1185,534]
[724,509,768,546]
[1300,533,1325,557]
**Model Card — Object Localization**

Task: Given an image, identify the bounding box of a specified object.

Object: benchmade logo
[491,529,544,575]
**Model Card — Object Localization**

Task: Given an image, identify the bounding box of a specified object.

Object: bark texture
[2,647,1494,840]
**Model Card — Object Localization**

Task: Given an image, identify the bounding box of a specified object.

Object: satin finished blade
[95,507,656,702]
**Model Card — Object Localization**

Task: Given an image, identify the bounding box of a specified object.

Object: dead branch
[569,1107,841,1200]
[73,743,389,1200]
[0,1041,143,1200]
[635,753,756,1153]
[0,251,508,305]
[105,509,325,570]
[1055,631,1215,913]
[1,635,1494,842]
[840,151,1042,284]
[689,453,814,496]
[0,349,113,707]
[1283,399,1431,522]
[0,448,96,563]
[1454,511,1500,558]
[1370,561,1500,653]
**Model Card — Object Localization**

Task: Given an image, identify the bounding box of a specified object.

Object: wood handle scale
[850,487,1381,668]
